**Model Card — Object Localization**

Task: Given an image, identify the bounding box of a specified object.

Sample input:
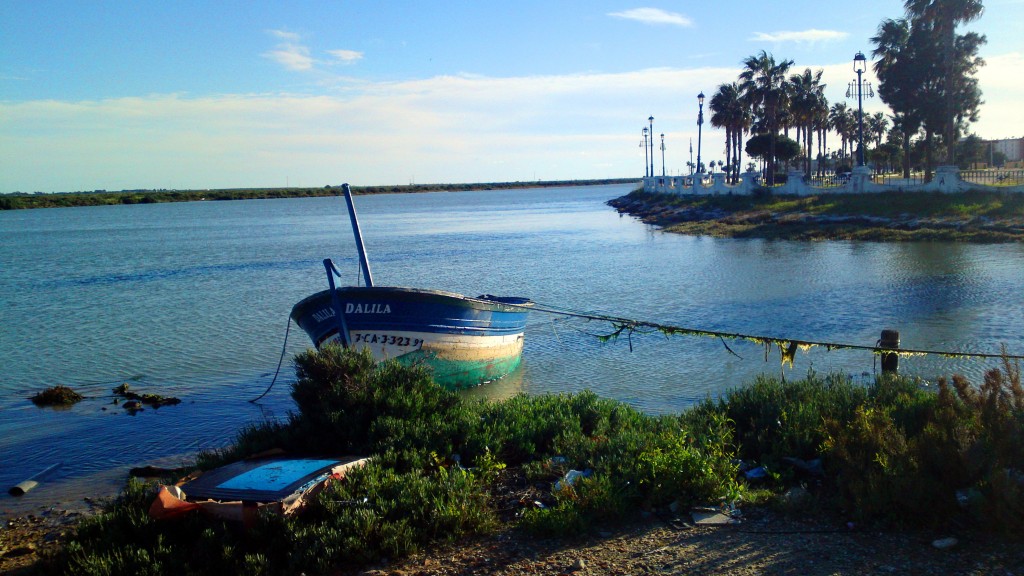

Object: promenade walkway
[643,165,1024,195]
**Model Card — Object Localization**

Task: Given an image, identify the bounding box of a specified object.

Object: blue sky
[2,1,1021,192]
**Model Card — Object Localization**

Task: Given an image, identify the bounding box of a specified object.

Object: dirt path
[367,508,1024,576]
[4,502,1023,574]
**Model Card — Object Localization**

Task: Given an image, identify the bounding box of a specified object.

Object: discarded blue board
[182,456,366,503]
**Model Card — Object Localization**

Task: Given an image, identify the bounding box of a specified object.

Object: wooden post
[880,329,900,374]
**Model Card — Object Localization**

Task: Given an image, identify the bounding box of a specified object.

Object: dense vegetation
[0,179,633,211]
[44,345,1024,575]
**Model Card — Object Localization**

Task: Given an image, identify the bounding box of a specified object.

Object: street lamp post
[648,116,655,178]
[696,93,705,174]
[849,52,874,167]
[660,133,666,177]
[642,128,649,178]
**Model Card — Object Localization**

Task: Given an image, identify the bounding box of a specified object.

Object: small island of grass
[610,189,1024,242]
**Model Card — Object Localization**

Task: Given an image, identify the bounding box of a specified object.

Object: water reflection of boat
[290,184,532,390]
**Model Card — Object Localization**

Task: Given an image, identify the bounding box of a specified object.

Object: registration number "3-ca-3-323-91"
[352,333,423,347]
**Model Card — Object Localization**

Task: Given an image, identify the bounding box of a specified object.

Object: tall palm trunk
[767,97,778,185]
[924,129,934,182]
[902,134,912,178]
[820,128,827,176]
[943,26,957,165]
[724,126,732,183]
[806,124,814,177]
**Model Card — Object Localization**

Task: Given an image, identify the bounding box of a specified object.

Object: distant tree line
[0,179,634,211]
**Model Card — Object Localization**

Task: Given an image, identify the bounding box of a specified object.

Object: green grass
[628,189,1024,220]
[619,189,1024,242]
[44,347,1024,574]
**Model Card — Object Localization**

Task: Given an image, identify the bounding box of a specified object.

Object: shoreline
[7,351,1024,573]
[608,190,1024,242]
[0,179,635,211]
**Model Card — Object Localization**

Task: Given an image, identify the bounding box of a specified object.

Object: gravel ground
[368,508,1024,576]
[4,502,1023,575]
[5,468,1024,576]
[1,504,100,575]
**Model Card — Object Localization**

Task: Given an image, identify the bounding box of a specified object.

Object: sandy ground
[366,508,1024,576]
[4,497,1024,575]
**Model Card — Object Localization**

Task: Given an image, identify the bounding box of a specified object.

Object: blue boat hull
[291,286,532,389]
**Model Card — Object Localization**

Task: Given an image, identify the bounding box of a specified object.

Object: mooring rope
[248,314,292,403]
[241,297,1020,402]
[513,301,1024,362]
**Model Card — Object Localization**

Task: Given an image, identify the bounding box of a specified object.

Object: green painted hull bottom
[394,350,524,391]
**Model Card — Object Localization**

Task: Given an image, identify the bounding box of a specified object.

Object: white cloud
[750,29,848,43]
[264,43,314,71]
[268,29,301,42]
[2,53,1021,191]
[608,8,693,27]
[327,49,364,64]
[0,67,730,190]
[264,31,362,72]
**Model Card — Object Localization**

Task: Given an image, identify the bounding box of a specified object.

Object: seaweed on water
[112,382,182,408]
[31,385,83,407]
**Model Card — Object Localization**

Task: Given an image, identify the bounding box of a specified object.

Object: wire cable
[248,314,292,403]
[511,301,1024,361]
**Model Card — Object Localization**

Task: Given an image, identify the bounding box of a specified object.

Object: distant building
[984,137,1024,166]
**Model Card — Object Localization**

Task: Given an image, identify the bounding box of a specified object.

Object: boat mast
[342,183,374,287]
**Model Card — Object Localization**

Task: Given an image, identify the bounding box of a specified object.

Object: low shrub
[695,372,867,473]
[822,405,922,525]
[519,473,629,537]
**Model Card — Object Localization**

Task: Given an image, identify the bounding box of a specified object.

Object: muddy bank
[0,501,106,574]
[608,193,1024,242]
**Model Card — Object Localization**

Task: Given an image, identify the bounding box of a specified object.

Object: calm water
[2,183,1023,514]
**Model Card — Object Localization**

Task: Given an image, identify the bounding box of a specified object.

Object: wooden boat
[290,184,532,389]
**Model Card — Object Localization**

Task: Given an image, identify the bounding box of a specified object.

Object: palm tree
[871,16,942,179]
[889,112,920,177]
[734,96,753,182]
[846,108,861,162]
[872,18,926,178]
[789,68,826,176]
[903,0,984,165]
[829,102,851,164]
[739,51,794,185]
[710,82,745,184]
[868,112,889,148]
[812,94,830,177]
[710,85,734,184]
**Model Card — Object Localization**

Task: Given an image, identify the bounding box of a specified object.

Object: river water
[2,183,1022,514]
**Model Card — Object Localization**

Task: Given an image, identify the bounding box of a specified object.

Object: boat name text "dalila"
[347,303,392,314]
[312,303,392,323]
[312,308,335,322]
